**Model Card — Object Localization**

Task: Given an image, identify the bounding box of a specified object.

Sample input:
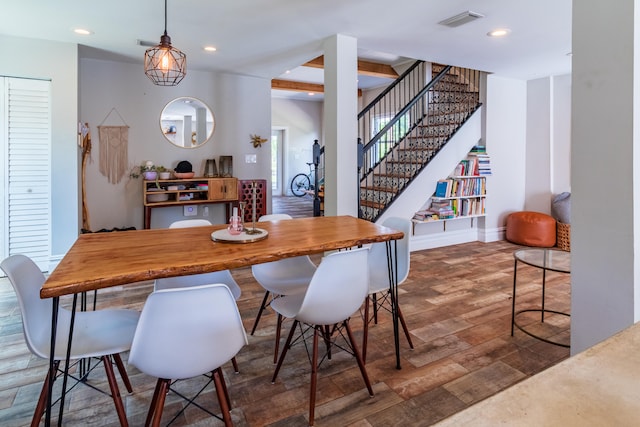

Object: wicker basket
[556,222,571,252]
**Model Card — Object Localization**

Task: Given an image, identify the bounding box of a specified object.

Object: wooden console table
[143,177,238,229]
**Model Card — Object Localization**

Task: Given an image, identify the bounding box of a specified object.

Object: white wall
[525,75,572,214]
[525,78,552,212]
[0,35,79,266]
[80,58,272,230]
[571,0,639,354]
[551,74,572,194]
[271,98,323,195]
[483,75,528,233]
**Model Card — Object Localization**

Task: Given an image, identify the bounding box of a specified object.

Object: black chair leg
[250,291,271,335]
[272,320,299,383]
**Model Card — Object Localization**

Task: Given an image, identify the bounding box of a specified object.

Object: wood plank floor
[0,198,570,426]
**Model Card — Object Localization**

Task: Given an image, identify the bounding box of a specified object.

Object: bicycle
[290,162,316,197]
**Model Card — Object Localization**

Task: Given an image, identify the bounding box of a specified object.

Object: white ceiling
[2,0,571,100]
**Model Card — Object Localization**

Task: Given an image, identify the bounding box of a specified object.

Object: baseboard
[409,225,505,251]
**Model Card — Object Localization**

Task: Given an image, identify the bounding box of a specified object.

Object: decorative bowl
[143,171,158,180]
[174,172,195,179]
[159,172,171,179]
[146,193,169,203]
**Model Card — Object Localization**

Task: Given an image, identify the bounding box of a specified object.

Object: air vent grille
[136,39,156,47]
[438,11,484,28]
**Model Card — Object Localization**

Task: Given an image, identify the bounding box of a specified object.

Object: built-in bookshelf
[413,146,491,226]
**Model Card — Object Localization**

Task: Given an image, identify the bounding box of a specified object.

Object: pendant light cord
[163,0,168,36]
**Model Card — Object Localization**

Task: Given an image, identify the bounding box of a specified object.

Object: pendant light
[144,0,186,86]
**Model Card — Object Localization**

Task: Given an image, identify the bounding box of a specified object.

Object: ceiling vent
[438,11,484,28]
[136,39,156,47]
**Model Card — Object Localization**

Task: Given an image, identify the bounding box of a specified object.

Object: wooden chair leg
[309,326,320,426]
[145,379,164,427]
[149,379,169,427]
[362,296,371,363]
[213,368,233,427]
[113,353,133,393]
[344,320,374,396]
[250,290,271,335]
[231,356,239,374]
[272,320,299,383]
[32,360,60,427]
[215,367,233,411]
[102,355,129,427]
[323,325,332,360]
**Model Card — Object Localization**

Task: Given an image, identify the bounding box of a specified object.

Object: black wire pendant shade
[144,0,186,86]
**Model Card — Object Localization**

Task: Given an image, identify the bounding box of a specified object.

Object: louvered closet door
[0,77,51,271]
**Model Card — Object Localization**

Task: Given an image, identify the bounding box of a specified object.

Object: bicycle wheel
[290,173,311,197]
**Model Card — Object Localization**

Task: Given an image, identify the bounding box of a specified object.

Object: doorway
[0,77,51,271]
[271,127,286,196]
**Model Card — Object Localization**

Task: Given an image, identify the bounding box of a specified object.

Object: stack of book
[470,145,492,176]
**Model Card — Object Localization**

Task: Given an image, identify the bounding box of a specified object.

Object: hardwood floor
[0,202,570,426]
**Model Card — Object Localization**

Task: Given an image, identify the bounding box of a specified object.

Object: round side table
[511,248,571,347]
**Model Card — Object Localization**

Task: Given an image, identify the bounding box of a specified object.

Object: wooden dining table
[41,215,404,426]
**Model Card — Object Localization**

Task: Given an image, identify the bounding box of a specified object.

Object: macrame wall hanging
[97,108,129,184]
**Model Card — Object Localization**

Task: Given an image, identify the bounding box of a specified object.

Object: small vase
[227,215,243,235]
[143,171,157,180]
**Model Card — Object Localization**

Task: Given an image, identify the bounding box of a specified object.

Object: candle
[252,181,257,227]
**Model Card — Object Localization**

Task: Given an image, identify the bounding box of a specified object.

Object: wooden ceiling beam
[271,79,362,96]
[271,79,324,93]
[303,55,399,79]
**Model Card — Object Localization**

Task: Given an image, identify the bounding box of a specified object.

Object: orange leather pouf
[506,211,557,247]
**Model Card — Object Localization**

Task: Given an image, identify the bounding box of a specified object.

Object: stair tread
[360,185,398,193]
[386,159,425,164]
[360,200,386,209]
[370,172,412,178]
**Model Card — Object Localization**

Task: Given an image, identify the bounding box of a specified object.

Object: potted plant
[156,166,171,180]
[128,161,157,181]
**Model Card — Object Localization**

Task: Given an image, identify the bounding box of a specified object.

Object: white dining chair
[362,216,414,362]
[0,254,139,427]
[250,213,317,363]
[128,283,247,427]
[154,218,242,373]
[270,247,373,426]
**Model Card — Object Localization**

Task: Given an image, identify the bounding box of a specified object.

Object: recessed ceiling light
[487,28,511,37]
[73,28,93,35]
[308,92,315,96]
[204,46,217,52]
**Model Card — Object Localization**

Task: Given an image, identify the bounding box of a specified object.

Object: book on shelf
[470,145,487,154]
[435,179,450,198]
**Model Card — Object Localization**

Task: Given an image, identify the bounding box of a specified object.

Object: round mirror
[160,97,215,148]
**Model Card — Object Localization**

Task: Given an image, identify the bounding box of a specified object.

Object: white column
[183,115,192,147]
[322,34,358,216]
[196,107,206,144]
[571,0,640,353]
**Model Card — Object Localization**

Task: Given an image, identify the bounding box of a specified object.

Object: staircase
[358,63,483,222]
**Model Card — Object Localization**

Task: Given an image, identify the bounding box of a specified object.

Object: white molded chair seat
[128,284,247,427]
[0,254,139,427]
[270,247,373,426]
[363,216,414,362]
